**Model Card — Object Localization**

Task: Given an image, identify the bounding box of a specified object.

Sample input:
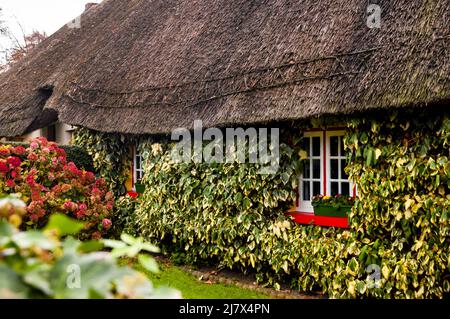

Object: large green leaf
[0,264,30,299]
[44,214,85,236]
[12,231,57,250]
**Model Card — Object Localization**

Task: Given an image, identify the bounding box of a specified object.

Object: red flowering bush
[0,137,113,239]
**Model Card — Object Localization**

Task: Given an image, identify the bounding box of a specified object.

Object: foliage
[341,112,449,298]
[1,141,95,172]
[312,194,355,207]
[111,195,139,238]
[0,138,114,239]
[0,29,47,71]
[72,128,134,195]
[131,128,304,278]
[123,112,449,299]
[0,195,180,299]
[77,111,449,298]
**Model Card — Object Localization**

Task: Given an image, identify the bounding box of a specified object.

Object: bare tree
[0,13,47,72]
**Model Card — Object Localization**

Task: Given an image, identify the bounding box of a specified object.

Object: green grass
[145,264,271,299]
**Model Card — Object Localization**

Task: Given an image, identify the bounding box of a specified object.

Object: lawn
[144,264,271,299]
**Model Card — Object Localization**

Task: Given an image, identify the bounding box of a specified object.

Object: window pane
[341,182,350,196]
[330,136,339,156]
[303,181,311,201]
[330,159,339,179]
[301,137,310,153]
[341,159,349,179]
[340,137,345,156]
[303,160,310,178]
[313,182,321,196]
[312,137,321,156]
[313,159,321,179]
[331,182,339,196]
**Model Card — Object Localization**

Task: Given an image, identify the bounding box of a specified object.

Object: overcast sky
[0,0,102,50]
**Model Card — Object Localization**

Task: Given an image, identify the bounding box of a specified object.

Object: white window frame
[298,131,323,212]
[326,131,353,197]
[133,148,144,188]
[298,130,355,213]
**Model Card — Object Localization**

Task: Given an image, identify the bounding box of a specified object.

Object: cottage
[0,0,448,297]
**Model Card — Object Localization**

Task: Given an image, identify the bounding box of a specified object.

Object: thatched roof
[0,0,448,137]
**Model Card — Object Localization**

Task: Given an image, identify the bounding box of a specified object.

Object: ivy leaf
[375,148,382,160]
[298,150,308,160]
[382,265,390,279]
[243,197,252,210]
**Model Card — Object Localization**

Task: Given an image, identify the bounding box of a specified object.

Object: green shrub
[0,194,181,299]
[111,195,139,238]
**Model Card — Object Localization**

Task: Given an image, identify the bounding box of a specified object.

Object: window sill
[286,208,349,229]
[126,191,140,199]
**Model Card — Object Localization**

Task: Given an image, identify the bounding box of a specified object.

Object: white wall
[22,129,44,142]
[20,123,74,145]
[55,123,74,145]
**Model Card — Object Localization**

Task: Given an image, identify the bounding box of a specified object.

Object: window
[327,133,351,197]
[298,130,354,212]
[134,149,144,186]
[299,132,323,211]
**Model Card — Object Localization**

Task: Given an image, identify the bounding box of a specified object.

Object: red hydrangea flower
[7,156,22,168]
[63,201,78,212]
[56,148,66,157]
[12,146,26,156]
[6,180,15,188]
[31,190,42,201]
[26,174,36,186]
[75,211,85,219]
[0,161,8,173]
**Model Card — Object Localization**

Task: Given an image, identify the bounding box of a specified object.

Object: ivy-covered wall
[73,110,449,298]
[72,128,134,195]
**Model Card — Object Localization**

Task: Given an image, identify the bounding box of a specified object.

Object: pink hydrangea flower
[102,219,112,230]
[27,153,38,161]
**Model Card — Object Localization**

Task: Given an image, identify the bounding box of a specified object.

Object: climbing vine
[343,112,449,298]
[72,128,134,195]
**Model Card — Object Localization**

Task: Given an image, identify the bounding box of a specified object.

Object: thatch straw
[0,0,448,136]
